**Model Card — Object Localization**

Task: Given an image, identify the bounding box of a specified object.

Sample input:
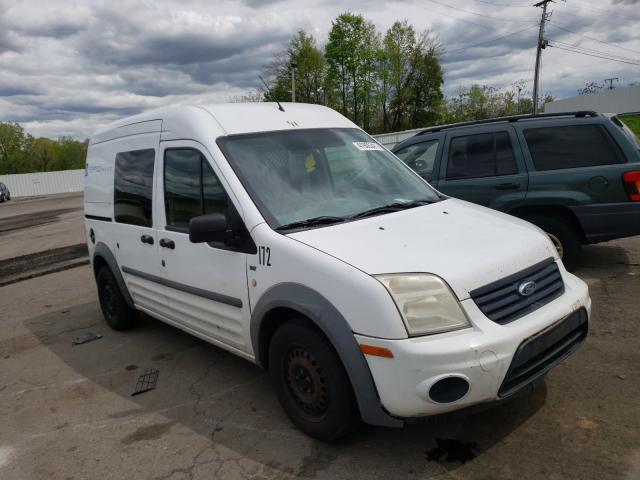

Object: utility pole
[290,60,297,103]
[533,0,552,114]
[604,77,619,90]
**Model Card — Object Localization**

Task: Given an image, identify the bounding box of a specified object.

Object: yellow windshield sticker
[305,154,317,173]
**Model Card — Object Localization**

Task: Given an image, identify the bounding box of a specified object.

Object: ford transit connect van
[84,103,591,441]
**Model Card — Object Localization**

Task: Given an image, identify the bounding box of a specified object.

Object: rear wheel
[96,267,136,330]
[524,214,582,272]
[268,321,358,441]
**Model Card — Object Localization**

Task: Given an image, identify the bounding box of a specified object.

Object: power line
[549,39,640,64]
[549,44,640,66]
[415,2,507,30]
[471,0,531,7]
[424,0,538,24]
[445,25,537,54]
[547,21,640,56]
[557,1,611,15]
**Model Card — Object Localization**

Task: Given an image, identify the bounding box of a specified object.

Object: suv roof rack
[418,111,600,135]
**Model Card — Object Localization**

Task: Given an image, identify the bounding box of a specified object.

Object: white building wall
[545,86,640,114]
[0,169,85,198]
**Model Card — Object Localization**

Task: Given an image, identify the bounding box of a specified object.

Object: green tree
[263,31,326,104]
[0,122,30,174]
[0,121,88,174]
[325,13,376,125]
[408,36,444,128]
[383,20,417,130]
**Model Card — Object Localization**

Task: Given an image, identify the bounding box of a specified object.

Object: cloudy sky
[1,0,639,139]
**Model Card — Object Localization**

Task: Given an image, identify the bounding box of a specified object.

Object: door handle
[140,234,154,245]
[495,182,521,190]
[159,238,175,250]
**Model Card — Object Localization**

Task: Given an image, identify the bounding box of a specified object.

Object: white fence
[0,169,85,198]
[372,128,423,148]
[0,128,415,198]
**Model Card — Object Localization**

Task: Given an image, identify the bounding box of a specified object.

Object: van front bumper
[355,270,590,418]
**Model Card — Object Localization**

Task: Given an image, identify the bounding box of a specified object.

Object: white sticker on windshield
[353,141,383,151]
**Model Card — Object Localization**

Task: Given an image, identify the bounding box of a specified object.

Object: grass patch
[620,114,640,137]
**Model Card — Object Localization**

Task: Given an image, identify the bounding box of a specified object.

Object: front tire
[96,267,136,330]
[525,214,582,272]
[268,321,358,441]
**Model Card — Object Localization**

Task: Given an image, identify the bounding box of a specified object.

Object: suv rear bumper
[571,202,640,243]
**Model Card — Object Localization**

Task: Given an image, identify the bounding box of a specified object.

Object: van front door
[154,141,253,355]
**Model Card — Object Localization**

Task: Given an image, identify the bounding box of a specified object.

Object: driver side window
[394,140,439,179]
[164,149,228,231]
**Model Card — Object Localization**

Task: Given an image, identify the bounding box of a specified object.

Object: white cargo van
[84,103,590,440]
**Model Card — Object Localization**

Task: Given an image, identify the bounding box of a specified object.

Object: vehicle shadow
[574,242,631,279]
[23,302,547,478]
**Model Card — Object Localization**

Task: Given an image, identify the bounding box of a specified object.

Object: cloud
[0,0,638,139]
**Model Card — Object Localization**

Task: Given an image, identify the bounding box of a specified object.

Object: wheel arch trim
[250,282,403,428]
[92,242,134,308]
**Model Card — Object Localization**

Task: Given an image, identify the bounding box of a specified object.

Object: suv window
[164,149,227,230]
[524,124,625,171]
[114,149,155,227]
[446,132,517,180]
[394,140,439,178]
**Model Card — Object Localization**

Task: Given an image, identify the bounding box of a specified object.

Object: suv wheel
[96,266,136,330]
[0,194,5,203]
[525,214,582,272]
[268,320,358,441]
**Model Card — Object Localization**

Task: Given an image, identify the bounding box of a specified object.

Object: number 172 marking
[258,246,271,266]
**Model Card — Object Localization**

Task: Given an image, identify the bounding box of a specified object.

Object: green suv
[392,111,640,270]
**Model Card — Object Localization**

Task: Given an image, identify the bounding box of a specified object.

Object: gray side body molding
[250,283,403,428]
[92,242,134,308]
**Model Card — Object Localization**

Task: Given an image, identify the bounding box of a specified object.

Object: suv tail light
[623,171,640,201]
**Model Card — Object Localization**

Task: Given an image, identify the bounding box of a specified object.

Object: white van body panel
[248,223,409,340]
[289,198,558,301]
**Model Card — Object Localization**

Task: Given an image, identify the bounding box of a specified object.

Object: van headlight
[374,274,470,336]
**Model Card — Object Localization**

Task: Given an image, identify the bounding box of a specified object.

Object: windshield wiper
[275,216,346,232]
[349,199,434,220]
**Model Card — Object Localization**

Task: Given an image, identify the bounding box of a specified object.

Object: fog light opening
[429,376,470,404]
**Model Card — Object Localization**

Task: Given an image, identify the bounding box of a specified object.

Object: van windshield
[218,128,441,230]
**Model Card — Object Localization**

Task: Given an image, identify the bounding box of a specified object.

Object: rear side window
[164,149,227,230]
[446,132,517,180]
[524,124,625,171]
[394,140,439,178]
[114,149,155,227]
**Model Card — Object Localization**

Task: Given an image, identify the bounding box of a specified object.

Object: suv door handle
[495,182,521,190]
[159,238,175,250]
[140,234,154,245]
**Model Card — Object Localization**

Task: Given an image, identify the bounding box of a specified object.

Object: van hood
[288,199,558,300]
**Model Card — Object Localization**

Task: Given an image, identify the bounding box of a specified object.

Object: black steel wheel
[269,320,358,441]
[96,267,136,330]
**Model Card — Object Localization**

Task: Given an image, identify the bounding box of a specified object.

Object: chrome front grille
[470,258,564,324]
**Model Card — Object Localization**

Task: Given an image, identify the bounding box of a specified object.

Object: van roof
[90,103,356,143]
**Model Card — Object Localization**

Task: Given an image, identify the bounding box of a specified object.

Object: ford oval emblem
[518,281,537,297]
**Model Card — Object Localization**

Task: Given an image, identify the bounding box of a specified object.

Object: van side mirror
[189,213,228,243]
